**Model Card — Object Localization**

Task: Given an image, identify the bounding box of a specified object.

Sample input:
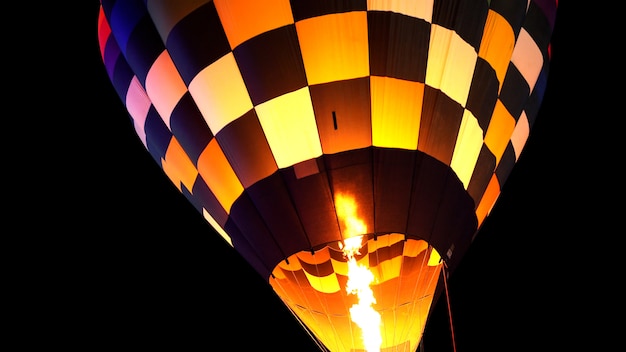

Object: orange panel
[162,137,198,193]
[196,139,243,213]
[296,12,369,85]
[478,10,515,92]
[475,173,501,228]
[484,99,516,165]
[215,0,294,49]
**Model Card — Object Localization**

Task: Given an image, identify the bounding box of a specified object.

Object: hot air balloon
[97,1,558,351]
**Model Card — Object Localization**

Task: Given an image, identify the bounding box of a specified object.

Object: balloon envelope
[98,1,557,350]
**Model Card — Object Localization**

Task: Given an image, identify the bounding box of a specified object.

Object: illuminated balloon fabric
[98,1,557,351]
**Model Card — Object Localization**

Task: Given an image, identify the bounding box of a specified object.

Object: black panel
[490,0,528,37]
[500,64,530,122]
[308,77,371,127]
[524,66,549,128]
[326,152,375,238]
[246,173,311,260]
[170,92,213,165]
[495,143,517,186]
[525,0,557,57]
[166,2,231,85]
[224,217,273,280]
[234,25,307,105]
[290,0,367,22]
[433,0,489,50]
[109,47,136,103]
[418,86,465,165]
[216,109,276,188]
[467,144,496,207]
[430,170,477,263]
[406,153,450,242]
[368,11,430,82]
[466,58,499,134]
[144,105,172,162]
[281,164,341,249]
[373,148,414,234]
[125,14,165,85]
[228,191,287,274]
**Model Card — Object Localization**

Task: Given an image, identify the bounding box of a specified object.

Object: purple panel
[105,0,147,54]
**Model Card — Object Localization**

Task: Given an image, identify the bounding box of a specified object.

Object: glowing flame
[336,194,382,352]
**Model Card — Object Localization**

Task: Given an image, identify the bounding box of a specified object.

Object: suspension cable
[442,262,457,352]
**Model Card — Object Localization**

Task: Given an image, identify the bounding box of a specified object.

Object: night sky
[27,2,603,351]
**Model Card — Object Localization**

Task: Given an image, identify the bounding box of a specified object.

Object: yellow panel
[145,51,187,130]
[439,33,477,107]
[403,239,428,257]
[425,25,477,107]
[303,270,340,294]
[162,137,198,193]
[371,76,424,150]
[255,87,322,168]
[367,0,434,22]
[331,256,349,276]
[511,111,529,160]
[451,109,484,189]
[475,173,501,229]
[478,10,515,92]
[426,247,441,266]
[147,0,210,43]
[484,100,515,165]
[188,53,253,135]
[424,25,450,91]
[196,139,244,213]
[296,12,369,85]
[214,0,294,49]
[512,28,543,93]
[375,256,402,283]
